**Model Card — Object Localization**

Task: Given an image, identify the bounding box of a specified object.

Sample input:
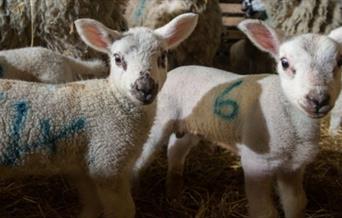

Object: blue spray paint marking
[46,85,56,92]
[0,65,3,78]
[2,101,29,166]
[0,92,6,102]
[134,0,147,21]
[213,80,243,121]
[0,101,86,166]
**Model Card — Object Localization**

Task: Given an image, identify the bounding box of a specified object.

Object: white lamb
[135,20,342,218]
[329,91,342,136]
[0,47,108,83]
[0,13,198,218]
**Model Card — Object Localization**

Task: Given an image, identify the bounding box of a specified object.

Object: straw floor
[0,119,340,218]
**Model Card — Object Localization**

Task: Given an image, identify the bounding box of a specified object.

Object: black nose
[137,73,155,96]
[132,71,158,104]
[305,92,330,113]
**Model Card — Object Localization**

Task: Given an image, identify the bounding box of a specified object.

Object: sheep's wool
[0,79,152,176]
[0,0,127,58]
[125,0,222,69]
[263,0,342,34]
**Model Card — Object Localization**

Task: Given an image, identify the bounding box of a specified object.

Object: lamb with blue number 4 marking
[0,13,198,218]
[134,20,342,218]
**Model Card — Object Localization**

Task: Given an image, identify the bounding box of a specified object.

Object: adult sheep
[125,0,223,69]
[0,0,127,59]
[0,13,198,218]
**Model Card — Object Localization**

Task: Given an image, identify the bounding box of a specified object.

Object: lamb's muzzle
[302,91,331,118]
[131,71,159,104]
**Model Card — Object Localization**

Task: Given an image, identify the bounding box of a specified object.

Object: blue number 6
[213,80,243,121]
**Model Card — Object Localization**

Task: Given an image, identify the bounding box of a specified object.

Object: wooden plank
[222,17,244,27]
[220,3,243,15]
[222,29,245,40]
[220,0,242,4]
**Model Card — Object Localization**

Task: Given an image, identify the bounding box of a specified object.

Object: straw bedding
[0,119,340,218]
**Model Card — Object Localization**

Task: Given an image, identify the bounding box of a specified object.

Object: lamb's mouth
[299,103,331,119]
[131,80,159,105]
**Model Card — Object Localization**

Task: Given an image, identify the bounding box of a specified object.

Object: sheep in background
[329,90,342,136]
[263,0,342,35]
[0,14,198,218]
[229,38,275,74]
[134,20,342,218]
[125,0,222,69]
[0,0,127,59]
[229,0,274,75]
[0,47,108,83]
[241,0,267,19]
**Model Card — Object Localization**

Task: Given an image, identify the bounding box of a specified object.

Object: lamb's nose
[137,72,156,97]
[132,71,159,104]
[305,92,330,113]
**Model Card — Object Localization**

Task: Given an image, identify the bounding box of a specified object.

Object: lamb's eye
[158,51,167,68]
[113,53,122,66]
[280,57,289,70]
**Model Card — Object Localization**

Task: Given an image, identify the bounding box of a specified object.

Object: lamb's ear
[154,13,199,49]
[75,18,122,53]
[328,27,342,44]
[238,19,282,59]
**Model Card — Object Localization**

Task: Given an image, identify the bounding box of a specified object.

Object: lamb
[124,0,222,69]
[329,91,342,136]
[0,47,108,83]
[0,13,198,218]
[134,20,342,218]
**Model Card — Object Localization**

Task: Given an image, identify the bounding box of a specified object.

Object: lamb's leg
[133,117,174,179]
[276,168,306,218]
[166,133,200,199]
[68,174,102,218]
[241,153,277,218]
[95,175,134,218]
[329,115,342,137]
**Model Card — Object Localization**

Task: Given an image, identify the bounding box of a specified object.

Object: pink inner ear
[247,23,278,54]
[84,25,108,49]
[167,20,189,47]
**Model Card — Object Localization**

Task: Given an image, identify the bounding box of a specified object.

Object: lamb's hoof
[328,128,340,137]
[166,172,184,201]
[79,209,102,218]
[131,177,142,196]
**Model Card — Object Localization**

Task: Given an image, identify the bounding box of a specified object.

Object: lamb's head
[75,13,198,105]
[241,0,267,19]
[239,20,342,119]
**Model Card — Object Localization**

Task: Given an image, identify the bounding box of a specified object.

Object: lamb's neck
[278,87,321,141]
